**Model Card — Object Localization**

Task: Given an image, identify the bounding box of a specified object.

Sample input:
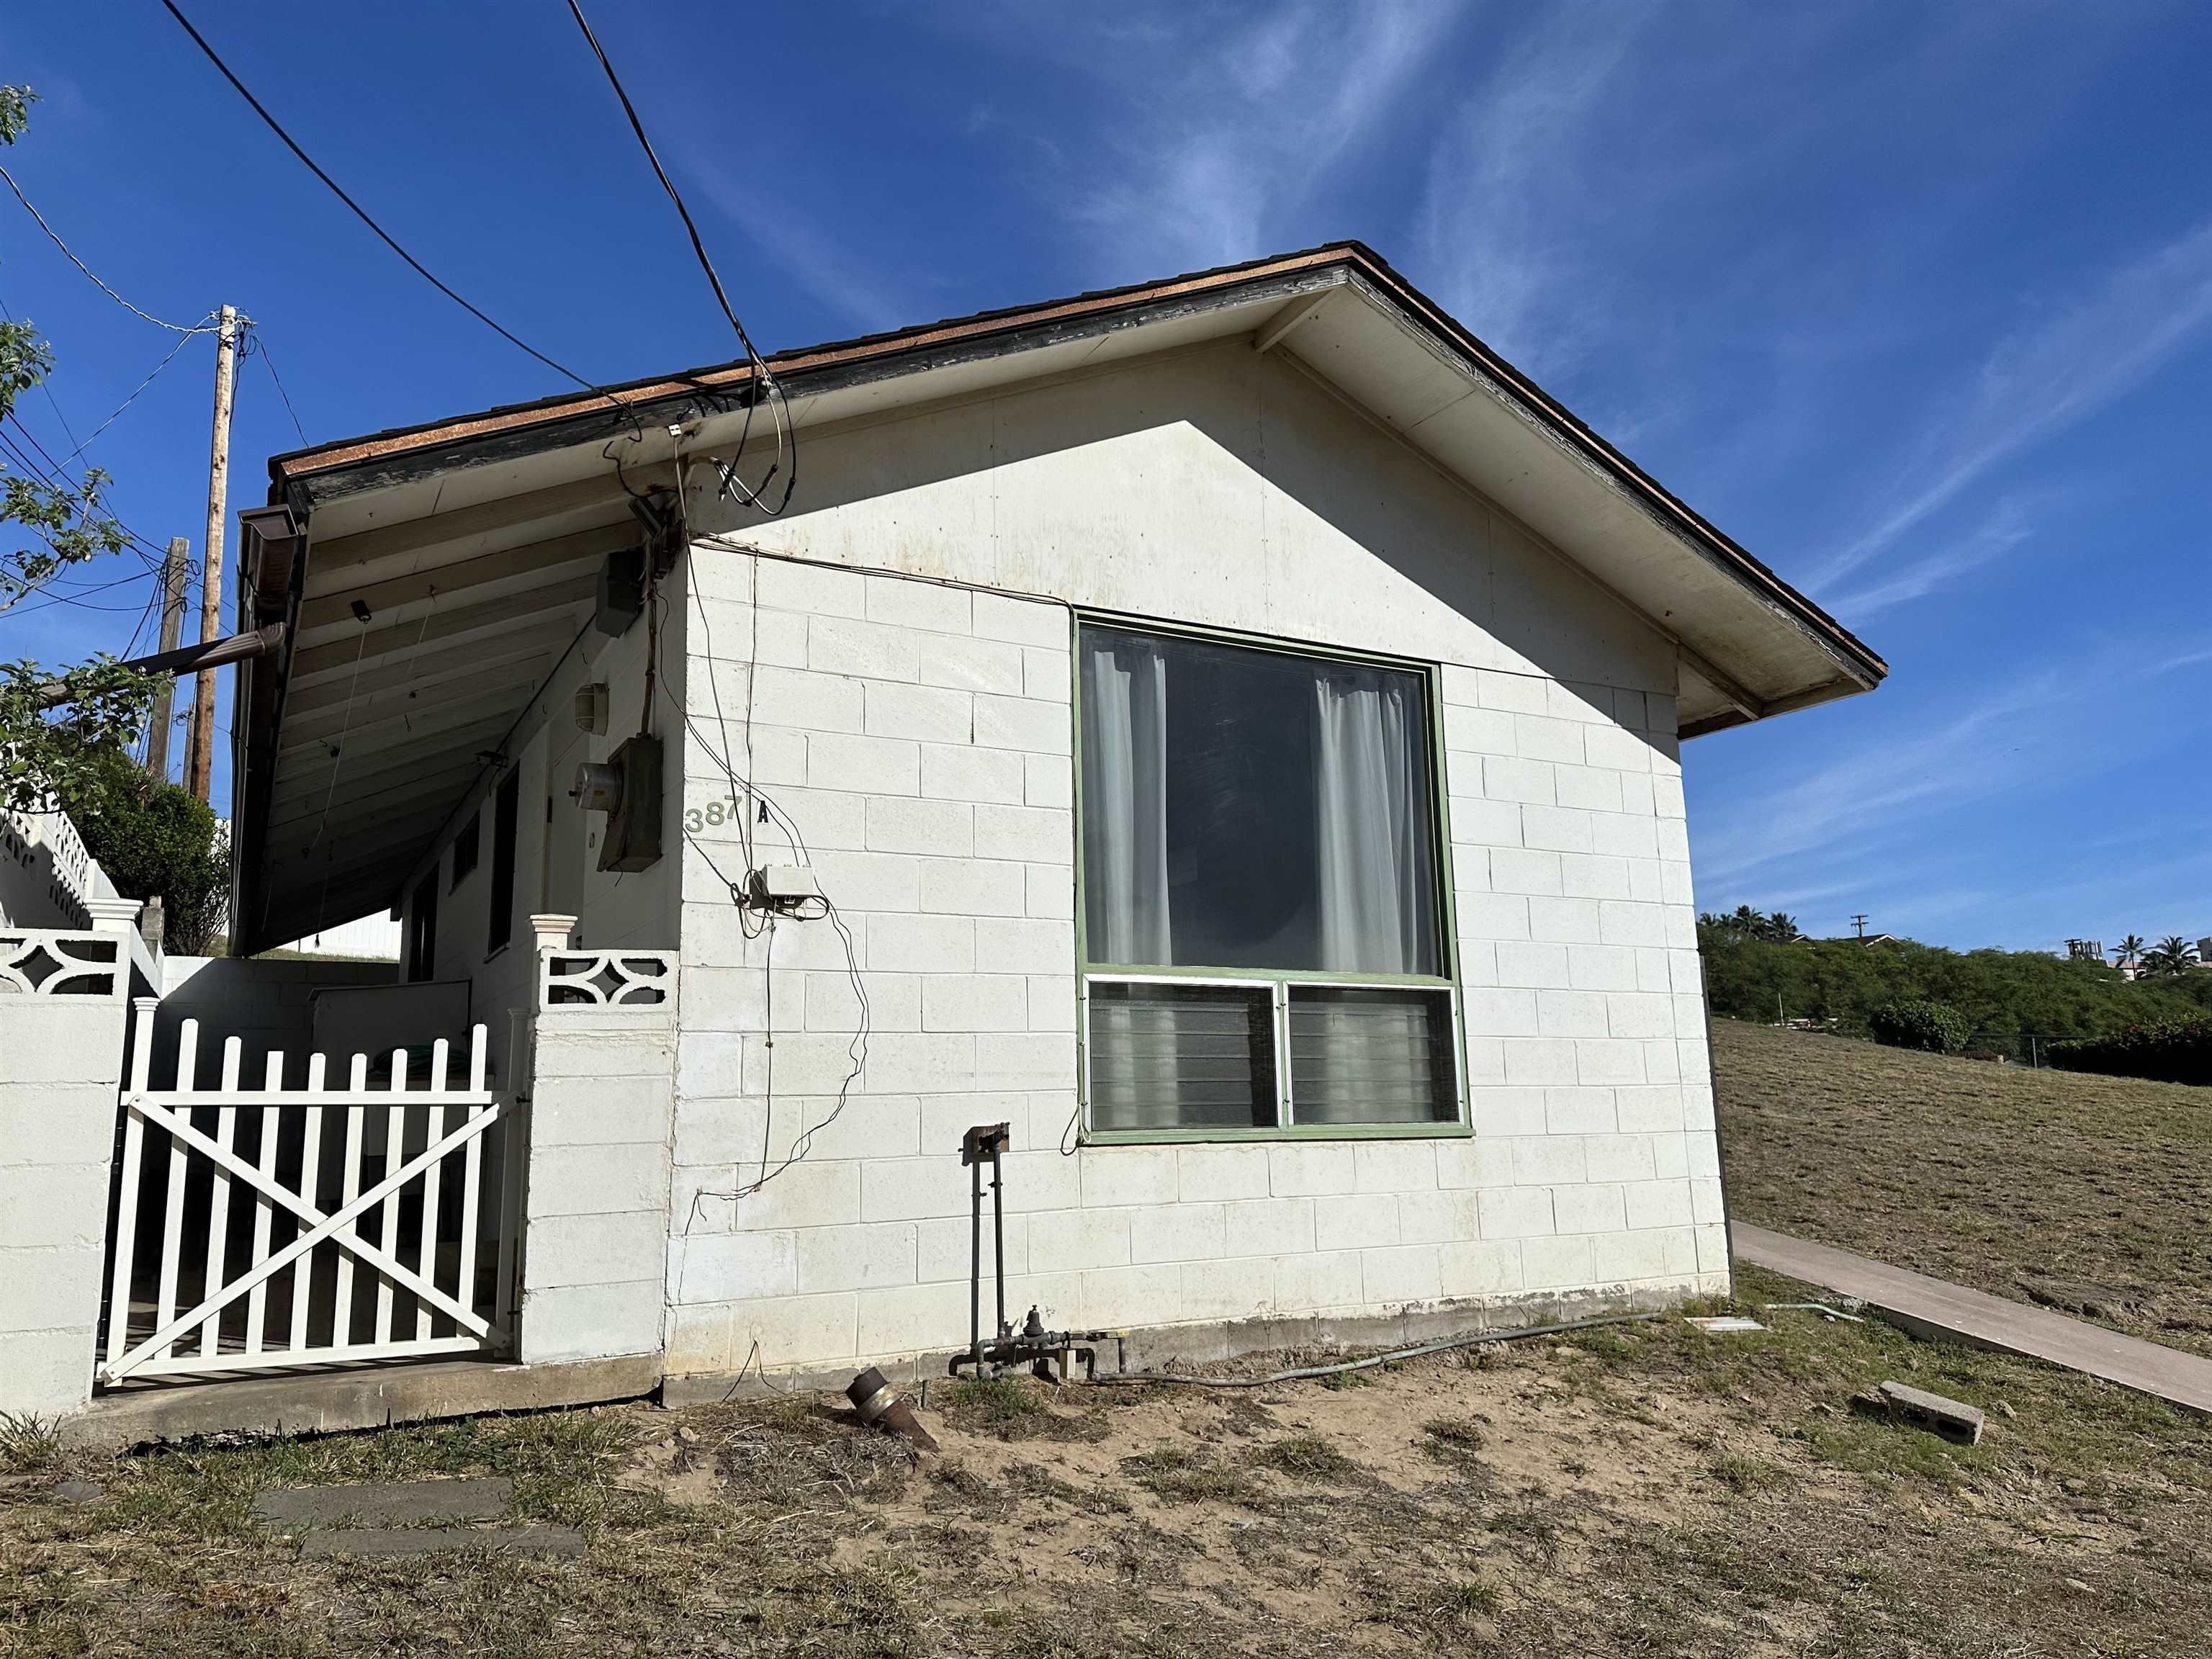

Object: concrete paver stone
[252,1477,513,1532]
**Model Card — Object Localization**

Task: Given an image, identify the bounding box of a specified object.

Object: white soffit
[1282,284,1863,716]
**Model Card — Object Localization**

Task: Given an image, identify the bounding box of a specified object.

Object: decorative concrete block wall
[0,920,139,1419]
[516,996,678,1367]
[664,552,1723,1382]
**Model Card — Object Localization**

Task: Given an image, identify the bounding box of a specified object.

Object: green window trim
[1069,609,1472,1145]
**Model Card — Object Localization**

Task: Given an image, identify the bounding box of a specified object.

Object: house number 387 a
[682,795,747,833]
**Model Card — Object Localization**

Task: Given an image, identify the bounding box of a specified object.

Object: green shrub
[55,744,228,953]
[2049,1017,2212,1087]
[1696,922,2212,1040]
[1869,998,1971,1054]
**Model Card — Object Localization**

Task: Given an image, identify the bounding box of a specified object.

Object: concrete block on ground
[253,1477,513,1532]
[1878,1380,1984,1445]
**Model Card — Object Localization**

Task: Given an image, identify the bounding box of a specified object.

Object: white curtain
[1313,670,1433,976]
[1081,637,1172,965]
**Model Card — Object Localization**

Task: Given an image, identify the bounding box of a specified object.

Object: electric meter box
[580,734,663,873]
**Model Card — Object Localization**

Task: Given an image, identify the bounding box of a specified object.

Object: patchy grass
[942,1373,1044,1425]
[1246,1429,1356,1483]
[1714,1016,2212,1356]
[1418,1415,1488,1465]
[1120,1444,1268,1509]
[0,1415,64,1475]
[9,1281,2212,1655]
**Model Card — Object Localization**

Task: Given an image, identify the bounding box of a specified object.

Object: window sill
[1080,1120,1473,1146]
[482,942,512,967]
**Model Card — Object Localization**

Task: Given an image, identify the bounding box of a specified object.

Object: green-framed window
[1074,616,1467,1143]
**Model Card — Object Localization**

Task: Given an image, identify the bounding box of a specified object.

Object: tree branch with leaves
[0,84,156,811]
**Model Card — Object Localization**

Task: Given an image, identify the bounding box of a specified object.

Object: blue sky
[3,2,2208,951]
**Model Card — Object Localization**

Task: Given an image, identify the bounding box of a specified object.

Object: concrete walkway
[1733,1223,2212,1416]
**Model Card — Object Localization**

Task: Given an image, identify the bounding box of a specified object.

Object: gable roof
[230,240,1884,950]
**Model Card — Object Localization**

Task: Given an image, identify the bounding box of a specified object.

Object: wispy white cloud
[1692,636,2212,941]
[1810,217,2212,593]
[1694,666,2074,894]
[1412,6,1647,369]
[1820,491,2045,620]
[958,0,1465,278]
[724,206,932,336]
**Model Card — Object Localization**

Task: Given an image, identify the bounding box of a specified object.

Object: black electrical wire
[58,318,215,466]
[0,163,215,335]
[0,421,171,571]
[562,0,796,516]
[562,0,755,365]
[0,297,91,461]
[243,326,307,445]
[156,0,607,396]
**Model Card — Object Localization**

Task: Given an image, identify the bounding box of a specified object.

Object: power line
[58,319,215,466]
[562,0,796,516]
[0,163,217,336]
[562,1,760,365]
[0,419,171,570]
[0,297,90,457]
[242,326,307,445]
[156,0,608,395]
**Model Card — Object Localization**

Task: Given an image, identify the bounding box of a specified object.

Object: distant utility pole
[186,303,238,804]
[142,536,190,781]
[1851,913,1869,940]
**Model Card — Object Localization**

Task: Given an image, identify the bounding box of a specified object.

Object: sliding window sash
[1080,971,1467,1141]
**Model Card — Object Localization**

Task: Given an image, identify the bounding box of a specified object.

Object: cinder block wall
[663,554,1720,1382]
[516,1006,678,1366]
[1437,668,1723,1294]
[0,989,133,1417]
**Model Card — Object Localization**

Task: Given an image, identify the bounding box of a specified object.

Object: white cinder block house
[2,245,1882,1430]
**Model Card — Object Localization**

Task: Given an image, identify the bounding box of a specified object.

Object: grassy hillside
[1712,1017,2212,1359]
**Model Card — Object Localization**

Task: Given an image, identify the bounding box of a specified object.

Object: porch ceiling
[235,490,614,950]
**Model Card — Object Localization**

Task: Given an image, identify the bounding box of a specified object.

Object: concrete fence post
[0,904,143,1421]
[513,943,677,1368]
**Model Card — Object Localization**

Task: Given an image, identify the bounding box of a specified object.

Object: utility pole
[142,536,191,781]
[1851,913,1869,940]
[186,303,238,804]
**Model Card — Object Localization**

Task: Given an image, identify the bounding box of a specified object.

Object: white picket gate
[99,1007,520,1387]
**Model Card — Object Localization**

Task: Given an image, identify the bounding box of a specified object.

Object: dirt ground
[1714,1017,2212,1359]
[8,1264,2212,1658]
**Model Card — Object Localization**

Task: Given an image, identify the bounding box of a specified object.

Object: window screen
[1086,981,1277,1132]
[1287,985,1457,1125]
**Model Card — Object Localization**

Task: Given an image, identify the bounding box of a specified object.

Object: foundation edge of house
[663,1280,1694,1404]
[56,1282,1691,1449]
[58,1352,664,1452]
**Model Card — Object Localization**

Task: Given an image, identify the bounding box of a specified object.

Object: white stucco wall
[660,341,1721,1377]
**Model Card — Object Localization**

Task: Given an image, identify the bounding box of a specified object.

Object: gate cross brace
[102,1097,503,1384]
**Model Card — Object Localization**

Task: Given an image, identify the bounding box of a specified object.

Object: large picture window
[1077,621,1461,1138]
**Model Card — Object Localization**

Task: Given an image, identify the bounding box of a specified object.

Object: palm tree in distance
[1766,912,1802,943]
[2143,936,2197,976]
[2113,935,2147,969]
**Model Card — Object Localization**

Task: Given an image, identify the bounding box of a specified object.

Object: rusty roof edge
[264,236,1882,685]
[265,243,1361,487]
